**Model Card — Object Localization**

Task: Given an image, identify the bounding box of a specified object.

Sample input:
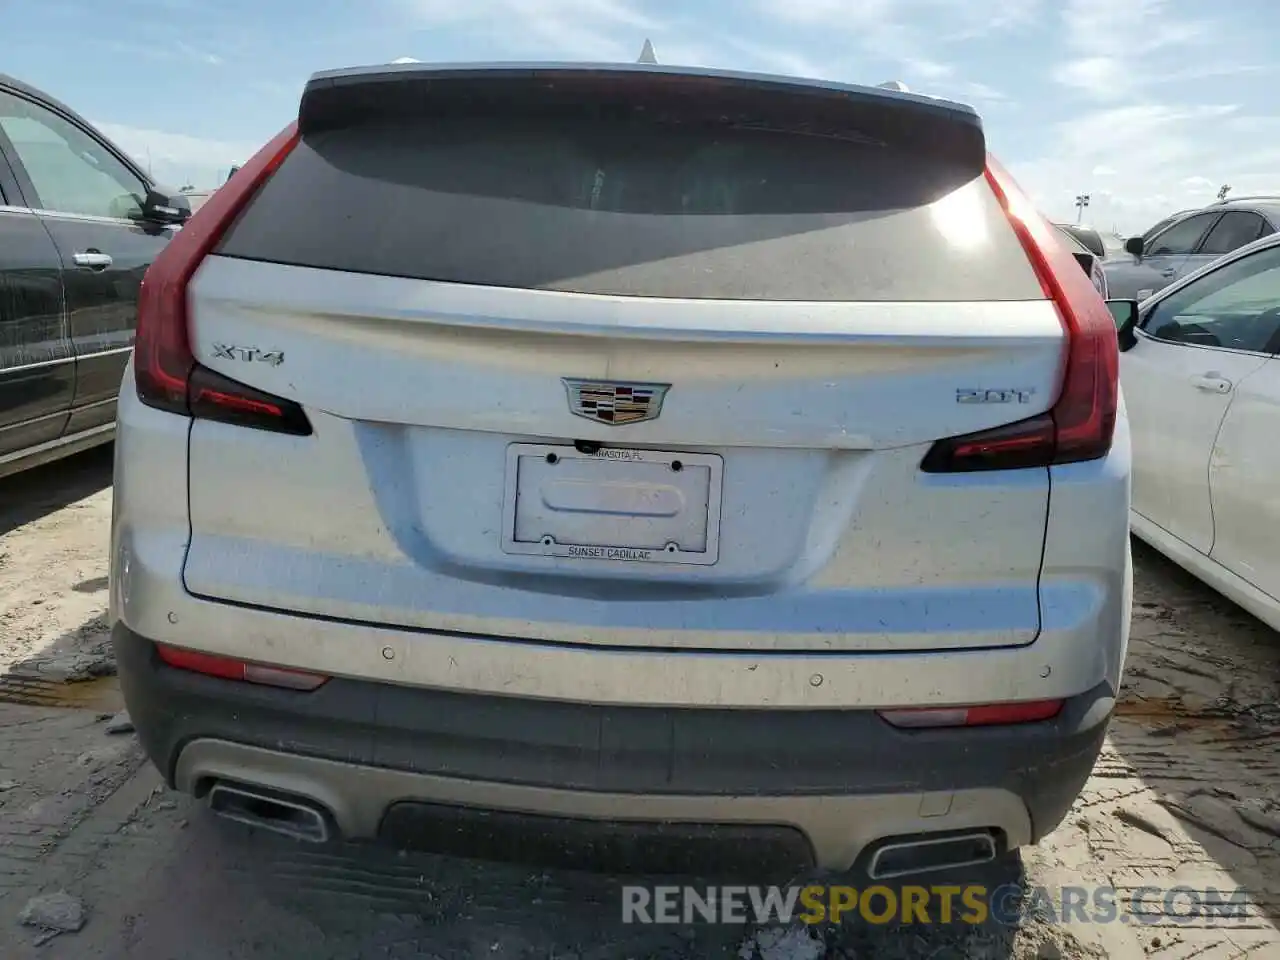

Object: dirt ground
[1,448,1278,959]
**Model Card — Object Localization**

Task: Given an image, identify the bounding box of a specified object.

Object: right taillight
[134,123,310,436]
[920,156,1119,473]
[878,698,1063,729]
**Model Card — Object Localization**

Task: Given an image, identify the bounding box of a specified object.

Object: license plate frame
[501,443,723,565]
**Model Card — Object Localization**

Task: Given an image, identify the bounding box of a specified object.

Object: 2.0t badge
[562,378,671,426]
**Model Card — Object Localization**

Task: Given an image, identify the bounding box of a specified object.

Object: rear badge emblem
[212,343,284,367]
[956,388,1036,404]
[562,378,670,426]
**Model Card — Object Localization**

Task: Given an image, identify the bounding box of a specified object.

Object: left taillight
[156,644,328,691]
[134,123,310,436]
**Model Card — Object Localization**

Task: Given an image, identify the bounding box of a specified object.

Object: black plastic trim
[297,63,985,172]
[115,623,1111,842]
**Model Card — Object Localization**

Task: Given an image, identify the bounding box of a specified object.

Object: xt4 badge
[212,344,284,367]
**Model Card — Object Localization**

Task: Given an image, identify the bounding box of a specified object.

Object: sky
[7,0,1279,235]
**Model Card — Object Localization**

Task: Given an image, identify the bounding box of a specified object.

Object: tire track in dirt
[1036,540,1280,955]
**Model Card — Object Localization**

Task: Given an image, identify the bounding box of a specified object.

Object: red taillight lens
[878,698,1063,729]
[156,644,328,691]
[188,365,313,436]
[920,157,1119,473]
[135,124,309,435]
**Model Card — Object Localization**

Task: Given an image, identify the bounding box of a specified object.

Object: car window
[1142,244,1280,353]
[0,91,145,220]
[1142,214,1182,242]
[1100,233,1125,257]
[1198,212,1265,257]
[216,117,1044,302]
[1146,212,1216,256]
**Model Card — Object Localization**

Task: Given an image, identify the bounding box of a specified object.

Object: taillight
[134,124,310,436]
[878,698,1063,729]
[920,157,1119,473]
[156,644,328,691]
[188,365,312,436]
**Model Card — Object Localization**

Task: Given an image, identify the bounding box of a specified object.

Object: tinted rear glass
[217,118,1042,301]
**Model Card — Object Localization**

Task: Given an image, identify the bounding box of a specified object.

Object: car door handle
[1159,268,1177,278]
[1190,373,1232,393]
[73,251,113,270]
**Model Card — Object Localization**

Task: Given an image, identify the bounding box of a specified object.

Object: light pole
[1075,193,1090,224]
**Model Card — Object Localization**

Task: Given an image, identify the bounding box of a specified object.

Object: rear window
[217,118,1042,302]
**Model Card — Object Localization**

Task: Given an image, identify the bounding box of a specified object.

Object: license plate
[501,444,723,565]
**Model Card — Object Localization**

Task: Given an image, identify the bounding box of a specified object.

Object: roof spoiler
[297,63,985,168]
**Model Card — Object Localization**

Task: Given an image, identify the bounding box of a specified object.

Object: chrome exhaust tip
[866,831,998,880]
[207,782,330,844]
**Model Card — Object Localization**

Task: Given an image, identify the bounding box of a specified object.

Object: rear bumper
[115,624,1112,872]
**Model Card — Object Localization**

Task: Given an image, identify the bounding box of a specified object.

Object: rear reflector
[134,124,311,436]
[920,157,1119,473]
[878,699,1063,729]
[156,644,328,691]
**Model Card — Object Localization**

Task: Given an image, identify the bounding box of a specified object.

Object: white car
[1116,230,1280,630]
[109,61,1129,878]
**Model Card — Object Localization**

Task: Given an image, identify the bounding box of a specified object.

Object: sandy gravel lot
[1,447,1278,959]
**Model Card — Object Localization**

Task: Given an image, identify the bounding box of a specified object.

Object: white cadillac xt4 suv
[110,62,1131,879]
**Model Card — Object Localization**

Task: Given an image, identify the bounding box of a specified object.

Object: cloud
[1162,63,1272,83]
[104,38,223,67]
[901,58,953,81]
[765,0,1042,38]
[175,40,223,66]
[94,122,258,189]
[395,0,1013,105]
[399,0,835,79]
[1005,102,1280,233]
[715,36,828,79]
[399,0,658,60]
[1052,0,1264,101]
[1060,0,1205,57]
[754,0,1023,103]
[1053,57,1126,101]
[635,34,828,79]
[1009,0,1280,230]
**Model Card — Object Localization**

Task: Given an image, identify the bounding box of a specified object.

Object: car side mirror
[1123,236,1145,259]
[137,185,192,226]
[1107,299,1140,352]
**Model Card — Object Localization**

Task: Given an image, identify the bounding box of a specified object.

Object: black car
[0,74,190,478]
[1053,223,1109,298]
[1053,222,1106,259]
